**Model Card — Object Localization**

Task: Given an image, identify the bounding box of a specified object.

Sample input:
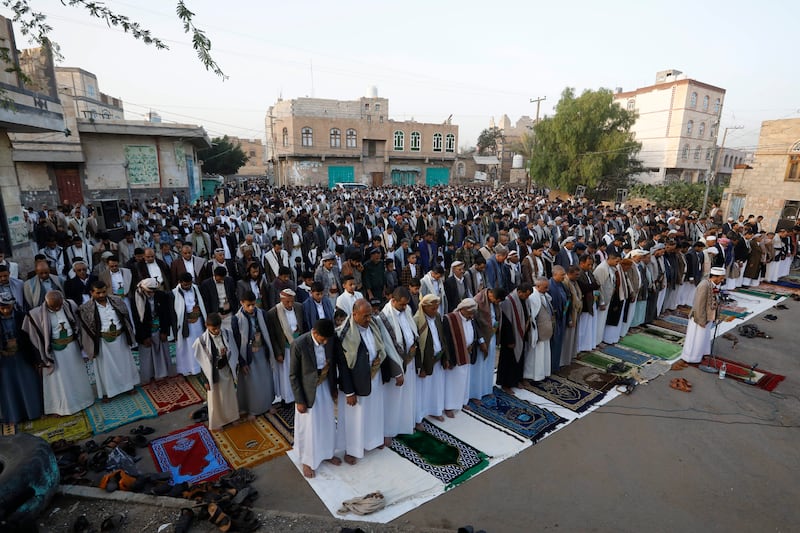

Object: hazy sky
[7,0,796,153]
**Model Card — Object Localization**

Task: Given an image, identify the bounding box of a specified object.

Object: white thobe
[295,338,336,470]
[93,301,139,399]
[43,309,94,415]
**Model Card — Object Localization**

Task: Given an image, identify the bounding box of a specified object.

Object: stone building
[228,136,267,176]
[613,69,725,185]
[0,18,65,265]
[492,114,534,183]
[722,118,800,231]
[266,88,458,187]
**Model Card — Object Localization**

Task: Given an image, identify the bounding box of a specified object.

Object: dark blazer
[133,259,172,291]
[199,276,239,316]
[131,290,173,344]
[265,303,305,361]
[201,258,240,282]
[302,296,335,332]
[289,331,337,408]
[236,277,270,308]
[64,275,96,307]
[576,269,600,315]
[414,311,448,376]
[444,276,470,313]
[335,320,401,397]
[555,247,579,269]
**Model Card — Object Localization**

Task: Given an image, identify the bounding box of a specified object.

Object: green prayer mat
[618,333,682,360]
[734,288,782,300]
[577,352,632,374]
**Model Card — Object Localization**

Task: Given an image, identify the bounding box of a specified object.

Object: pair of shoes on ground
[670,377,692,392]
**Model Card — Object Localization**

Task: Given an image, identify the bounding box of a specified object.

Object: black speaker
[95,199,121,230]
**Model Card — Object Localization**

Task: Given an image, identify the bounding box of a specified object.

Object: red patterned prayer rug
[142,376,204,415]
[700,355,786,392]
[149,423,230,484]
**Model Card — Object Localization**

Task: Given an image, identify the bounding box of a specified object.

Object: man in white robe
[193,312,241,430]
[524,278,552,382]
[172,272,207,376]
[675,268,726,367]
[335,275,364,316]
[266,288,306,403]
[442,298,484,417]
[413,294,448,421]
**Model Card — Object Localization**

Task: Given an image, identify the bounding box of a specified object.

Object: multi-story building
[228,136,267,176]
[493,114,534,183]
[613,69,725,185]
[266,88,458,187]
[722,118,800,231]
[56,67,124,121]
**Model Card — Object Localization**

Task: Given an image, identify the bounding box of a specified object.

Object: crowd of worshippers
[1,186,798,477]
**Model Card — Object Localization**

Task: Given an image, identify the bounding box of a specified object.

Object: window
[702,95,709,111]
[682,144,689,160]
[87,84,95,97]
[346,129,357,148]
[393,130,405,151]
[724,155,729,167]
[410,131,421,151]
[706,148,712,161]
[364,103,369,111]
[249,150,256,157]
[690,92,697,108]
[375,103,380,111]
[433,133,443,152]
[694,146,701,160]
[330,128,341,148]
[301,127,313,147]
[686,120,694,136]
[456,162,466,177]
[379,116,384,123]
[698,122,705,137]
[445,133,455,152]
[282,127,289,147]
[627,99,635,112]
[787,155,800,181]
[710,124,716,138]
[714,98,721,114]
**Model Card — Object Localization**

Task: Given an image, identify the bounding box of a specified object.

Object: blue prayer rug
[85,387,158,434]
[663,315,689,326]
[466,388,566,442]
[600,345,654,366]
[391,419,488,489]
[521,374,605,413]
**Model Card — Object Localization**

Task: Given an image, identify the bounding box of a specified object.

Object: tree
[529,87,641,193]
[2,0,225,78]
[198,136,248,176]
[476,127,504,155]
[630,182,722,213]
[509,130,536,162]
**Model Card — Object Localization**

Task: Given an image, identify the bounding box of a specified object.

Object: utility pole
[701,124,743,218]
[528,96,546,192]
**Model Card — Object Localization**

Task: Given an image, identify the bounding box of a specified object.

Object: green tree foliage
[476,126,504,155]
[630,182,722,213]
[529,87,642,192]
[198,136,248,176]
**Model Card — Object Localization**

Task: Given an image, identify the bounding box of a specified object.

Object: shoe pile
[738,324,771,339]
[181,468,261,532]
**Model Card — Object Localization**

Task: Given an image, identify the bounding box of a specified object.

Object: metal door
[425,168,449,187]
[328,166,355,188]
[54,167,84,206]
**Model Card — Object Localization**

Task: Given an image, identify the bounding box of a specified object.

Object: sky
[4,0,797,153]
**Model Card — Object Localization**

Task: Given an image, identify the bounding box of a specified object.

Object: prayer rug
[652,319,687,334]
[774,279,800,289]
[142,376,204,415]
[700,355,786,392]
[15,412,92,443]
[520,374,605,413]
[85,388,158,435]
[132,344,176,370]
[391,419,489,489]
[212,417,291,469]
[642,325,685,342]
[149,423,231,484]
[618,333,682,360]
[663,315,689,326]
[556,363,620,392]
[669,308,691,318]
[632,360,673,383]
[577,351,632,374]
[264,402,295,445]
[734,288,783,300]
[466,387,566,441]
[185,373,209,400]
[600,345,654,366]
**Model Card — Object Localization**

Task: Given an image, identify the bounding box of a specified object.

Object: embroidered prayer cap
[508,250,518,257]
[420,294,441,306]
[138,277,160,291]
[101,251,114,260]
[321,251,335,261]
[214,248,226,254]
[280,288,296,297]
[709,267,726,276]
[456,298,478,311]
[0,294,15,306]
[466,237,477,243]
[706,247,719,254]
[705,235,717,242]
[562,236,576,244]
[630,249,650,257]
[451,260,465,268]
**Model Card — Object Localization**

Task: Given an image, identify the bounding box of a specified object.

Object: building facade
[722,118,800,231]
[266,89,458,187]
[228,136,267,176]
[613,69,725,185]
[493,114,534,184]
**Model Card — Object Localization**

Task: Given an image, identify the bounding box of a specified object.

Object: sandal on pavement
[174,508,194,533]
[130,425,155,435]
[206,502,232,532]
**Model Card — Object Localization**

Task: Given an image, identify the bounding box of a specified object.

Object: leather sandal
[206,502,232,532]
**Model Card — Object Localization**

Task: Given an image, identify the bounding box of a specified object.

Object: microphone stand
[699,284,721,374]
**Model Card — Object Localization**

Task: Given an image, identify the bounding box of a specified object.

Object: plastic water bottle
[719,362,727,380]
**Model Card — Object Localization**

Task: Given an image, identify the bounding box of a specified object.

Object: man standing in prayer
[24,260,63,310]
[674,267,726,368]
[290,318,341,478]
[172,272,206,376]
[497,283,533,394]
[266,288,306,404]
[193,312,242,430]
[561,266,583,366]
[525,278,553,383]
[593,251,620,347]
[200,266,238,330]
[413,294,448,421]
[471,286,506,401]
[78,280,139,401]
[24,291,94,416]
[235,290,276,418]
[132,277,174,383]
[0,294,42,424]
[442,298,484,417]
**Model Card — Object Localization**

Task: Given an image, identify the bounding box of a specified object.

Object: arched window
[433,133,443,152]
[445,133,456,152]
[301,127,313,147]
[710,124,716,138]
[714,98,721,113]
[330,128,341,148]
[393,130,405,151]
[346,129,357,148]
[702,95,709,111]
[410,131,421,151]
[690,92,698,108]
[698,122,705,137]
[694,146,701,160]
[456,162,465,177]
[686,120,694,136]
[724,155,730,167]
[682,144,689,160]
[627,99,635,112]
[282,127,289,147]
